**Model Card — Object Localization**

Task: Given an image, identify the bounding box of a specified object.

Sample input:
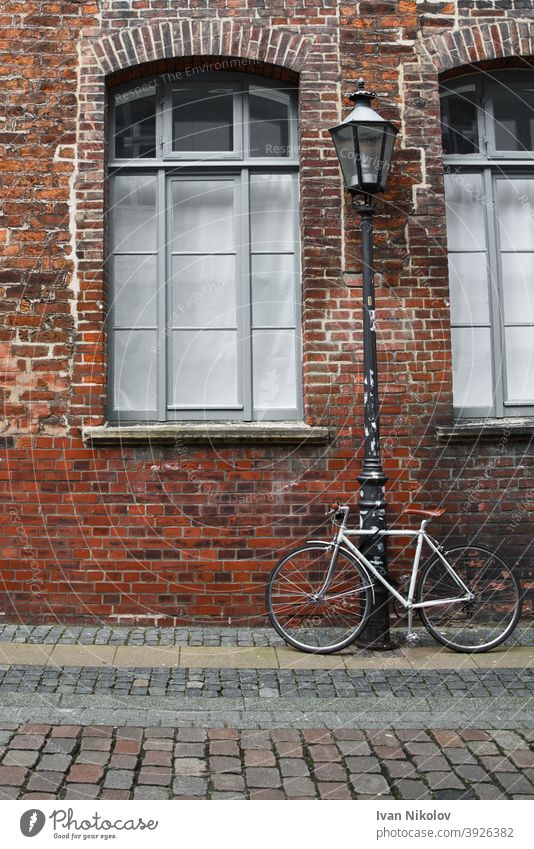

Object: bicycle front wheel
[266,544,373,653]
[417,545,522,653]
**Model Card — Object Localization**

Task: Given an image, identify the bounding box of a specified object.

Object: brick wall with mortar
[1,0,533,625]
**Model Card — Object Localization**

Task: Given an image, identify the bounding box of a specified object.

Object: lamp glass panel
[331,125,358,190]
[377,127,396,191]
[355,123,383,186]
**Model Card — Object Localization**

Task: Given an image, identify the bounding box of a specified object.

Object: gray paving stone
[103,770,135,790]
[442,747,477,765]
[425,772,466,790]
[75,751,109,766]
[337,740,371,756]
[0,787,21,799]
[480,755,516,772]
[455,764,490,783]
[467,741,499,756]
[176,730,206,743]
[283,776,316,797]
[2,750,39,767]
[35,754,73,772]
[279,758,310,777]
[172,776,208,796]
[174,743,204,758]
[345,756,381,773]
[350,774,390,795]
[383,760,418,779]
[412,755,450,773]
[133,786,169,799]
[173,758,206,776]
[43,738,77,755]
[404,741,440,756]
[63,784,100,799]
[491,731,529,750]
[394,779,432,799]
[494,773,534,794]
[26,771,64,793]
[209,756,241,774]
[433,788,474,800]
[246,767,281,788]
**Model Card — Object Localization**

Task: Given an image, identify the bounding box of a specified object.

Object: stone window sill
[82,421,330,446]
[435,417,534,443]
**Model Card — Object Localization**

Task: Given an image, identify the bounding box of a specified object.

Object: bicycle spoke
[418,545,521,652]
[267,545,372,652]
[324,586,373,601]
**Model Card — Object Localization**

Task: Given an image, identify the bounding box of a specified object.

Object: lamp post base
[353,635,400,651]
[354,577,399,650]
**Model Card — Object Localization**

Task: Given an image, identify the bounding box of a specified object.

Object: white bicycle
[266,505,522,654]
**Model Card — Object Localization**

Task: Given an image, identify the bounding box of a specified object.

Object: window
[440,70,534,418]
[108,73,301,422]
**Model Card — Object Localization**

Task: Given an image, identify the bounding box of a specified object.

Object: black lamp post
[330,79,398,649]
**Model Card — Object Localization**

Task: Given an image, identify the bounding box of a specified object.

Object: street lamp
[330,79,398,649]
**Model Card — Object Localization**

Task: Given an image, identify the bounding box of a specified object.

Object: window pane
[171,255,236,327]
[448,253,490,324]
[250,89,290,157]
[111,175,157,252]
[440,84,479,155]
[250,174,295,252]
[492,80,534,152]
[505,327,534,401]
[496,178,534,251]
[112,255,158,327]
[171,330,238,406]
[172,87,234,152]
[444,172,487,251]
[501,253,534,324]
[171,180,234,253]
[251,255,295,327]
[114,88,156,159]
[451,327,493,409]
[114,330,157,411]
[253,330,297,409]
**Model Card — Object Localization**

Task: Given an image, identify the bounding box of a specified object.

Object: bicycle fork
[315,540,343,599]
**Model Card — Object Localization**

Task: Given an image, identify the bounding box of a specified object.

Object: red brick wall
[1,0,533,624]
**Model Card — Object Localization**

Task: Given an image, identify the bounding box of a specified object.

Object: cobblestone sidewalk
[1,724,533,801]
[1,665,533,699]
[0,624,532,801]
[2,624,533,647]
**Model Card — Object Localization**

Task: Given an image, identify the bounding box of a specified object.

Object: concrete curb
[0,643,532,670]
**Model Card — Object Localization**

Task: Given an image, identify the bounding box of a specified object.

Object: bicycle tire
[417,544,522,653]
[266,543,373,654]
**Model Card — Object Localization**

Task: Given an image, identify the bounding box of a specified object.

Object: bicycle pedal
[405,632,421,647]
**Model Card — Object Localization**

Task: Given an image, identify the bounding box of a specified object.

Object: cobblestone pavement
[0,625,533,801]
[0,723,533,801]
[2,624,533,647]
[1,665,534,699]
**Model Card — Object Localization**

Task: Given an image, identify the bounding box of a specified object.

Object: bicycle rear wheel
[266,543,373,653]
[417,545,522,653]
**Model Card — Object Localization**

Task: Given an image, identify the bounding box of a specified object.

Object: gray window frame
[442,70,534,419]
[107,72,302,423]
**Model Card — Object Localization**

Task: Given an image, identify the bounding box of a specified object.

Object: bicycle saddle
[406,508,445,518]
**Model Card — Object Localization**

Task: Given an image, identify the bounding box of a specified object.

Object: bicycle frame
[310,511,475,642]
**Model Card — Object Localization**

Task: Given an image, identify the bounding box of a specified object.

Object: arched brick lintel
[424,19,534,74]
[87,20,316,77]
